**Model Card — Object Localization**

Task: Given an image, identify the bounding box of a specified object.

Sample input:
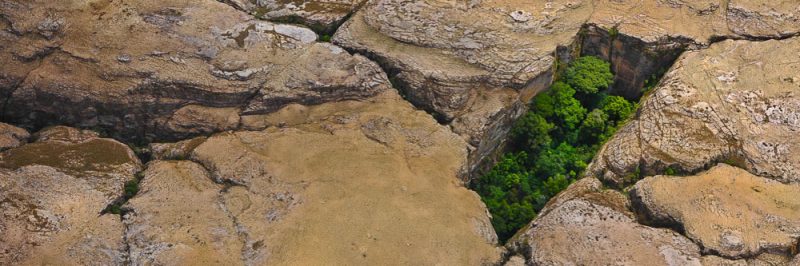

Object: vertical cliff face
[580,24,692,99]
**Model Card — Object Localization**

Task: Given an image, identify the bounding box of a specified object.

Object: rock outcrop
[508,178,703,266]
[0,0,387,142]
[0,126,142,200]
[222,0,366,34]
[585,0,800,98]
[0,123,28,151]
[124,160,242,265]
[0,166,126,265]
[632,164,800,259]
[589,37,800,186]
[124,90,502,265]
[333,0,593,176]
[0,126,140,265]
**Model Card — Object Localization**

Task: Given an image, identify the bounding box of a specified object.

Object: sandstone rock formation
[507,178,703,265]
[589,37,800,186]
[222,0,366,34]
[0,0,387,142]
[0,166,126,265]
[0,126,140,265]
[632,164,800,259]
[125,90,502,265]
[0,126,142,200]
[333,0,593,175]
[124,160,242,265]
[585,0,800,98]
[0,122,28,151]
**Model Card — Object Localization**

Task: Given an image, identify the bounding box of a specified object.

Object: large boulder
[632,164,800,259]
[124,90,502,265]
[0,0,387,142]
[589,37,800,186]
[333,0,593,176]
[507,179,702,265]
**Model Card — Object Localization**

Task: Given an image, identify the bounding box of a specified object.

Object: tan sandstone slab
[589,37,800,185]
[0,0,386,141]
[508,177,702,266]
[633,164,800,259]
[0,126,140,264]
[124,160,244,265]
[334,0,593,175]
[125,90,502,265]
[225,0,366,34]
[0,123,29,151]
[0,166,125,265]
[0,126,141,200]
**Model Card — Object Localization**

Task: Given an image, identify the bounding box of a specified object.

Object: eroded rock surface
[333,0,593,175]
[224,0,366,34]
[633,164,800,259]
[0,122,28,151]
[589,38,800,186]
[585,0,800,98]
[0,0,387,141]
[126,90,502,265]
[508,178,702,266]
[0,126,141,200]
[0,126,137,265]
[124,160,242,265]
[0,166,126,265]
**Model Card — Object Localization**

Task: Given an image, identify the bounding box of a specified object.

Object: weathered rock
[508,180,702,266]
[124,160,243,265]
[504,255,526,266]
[224,0,366,34]
[702,254,797,266]
[585,1,800,99]
[149,136,208,161]
[0,123,28,151]
[632,164,800,259]
[728,1,800,38]
[165,105,240,138]
[0,126,141,200]
[128,90,502,264]
[0,0,387,142]
[333,0,592,176]
[0,165,125,265]
[589,38,800,186]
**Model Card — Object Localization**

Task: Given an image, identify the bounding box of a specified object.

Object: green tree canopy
[600,95,636,123]
[564,56,614,94]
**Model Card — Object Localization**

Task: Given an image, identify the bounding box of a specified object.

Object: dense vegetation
[473,56,637,241]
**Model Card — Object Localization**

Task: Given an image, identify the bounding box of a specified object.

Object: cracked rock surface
[223,0,366,34]
[589,37,800,186]
[0,126,142,200]
[0,0,387,141]
[333,0,593,175]
[507,178,703,266]
[632,164,800,259]
[124,160,242,265]
[0,126,140,265]
[126,90,502,265]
